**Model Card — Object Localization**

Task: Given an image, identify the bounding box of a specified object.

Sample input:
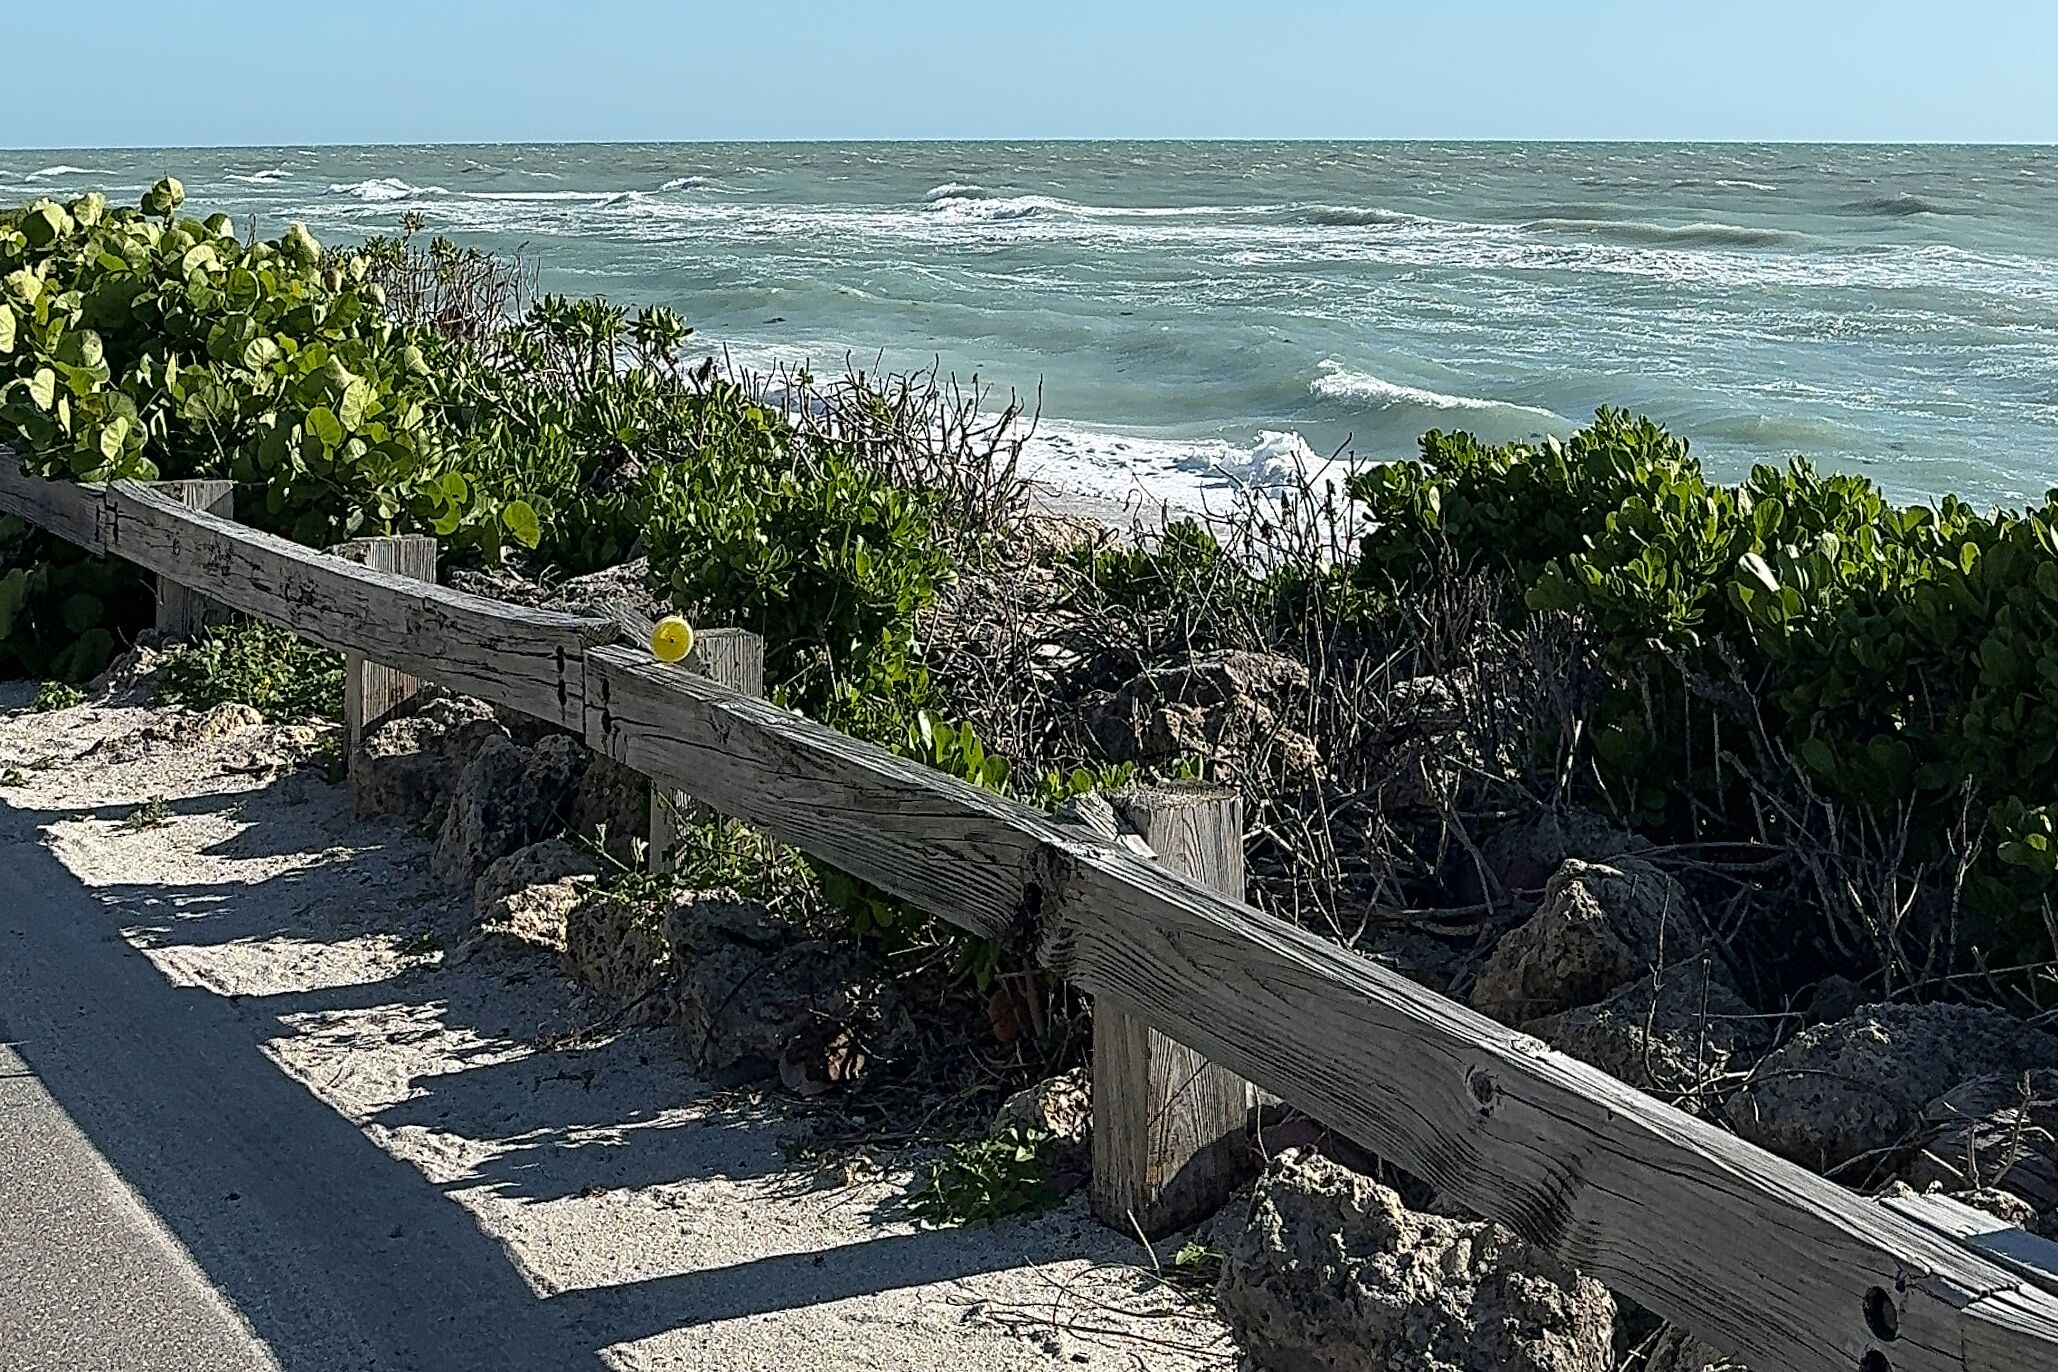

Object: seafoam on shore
[9,140,2057,507]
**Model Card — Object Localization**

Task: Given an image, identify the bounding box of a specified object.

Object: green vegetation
[29,680,82,711]
[8,177,2051,1000]
[119,794,171,830]
[907,1127,1065,1225]
[157,619,345,721]
[1349,407,2058,966]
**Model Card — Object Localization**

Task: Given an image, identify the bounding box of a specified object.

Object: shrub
[907,1128,1065,1225]
[29,679,83,711]
[157,620,344,720]
[1352,410,2058,970]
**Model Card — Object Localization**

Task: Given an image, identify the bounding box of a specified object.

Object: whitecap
[923,181,986,202]
[227,168,292,185]
[461,189,632,202]
[1022,422,1352,510]
[27,164,108,179]
[659,175,713,191]
[927,193,1079,222]
[328,177,450,202]
[1311,360,1565,425]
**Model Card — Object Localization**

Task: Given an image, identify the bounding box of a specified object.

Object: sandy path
[0,683,1231,1372]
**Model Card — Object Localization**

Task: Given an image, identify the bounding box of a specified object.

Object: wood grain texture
[330,536,439,747]
[0,457,110,552]
[581,642,2058,1372]
[148,481,235,638]
[1093,783,1254,1238]
[5,461,2058,1371]
[104,481,614,729]
[648,628,766,875]
[1882,1191,2058,1293]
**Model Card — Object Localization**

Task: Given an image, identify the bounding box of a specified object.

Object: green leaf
[306,405,343,449]
[26,368,57,412]
[501,499,541,549]
[0,303,13,355]
[1738,550,1780,593]
[142,177,186,217]
[337,378,371,431]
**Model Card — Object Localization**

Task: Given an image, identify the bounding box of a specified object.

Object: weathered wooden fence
[5,459,2058,1372]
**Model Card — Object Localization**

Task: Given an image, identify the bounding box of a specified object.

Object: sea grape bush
[1350,411,2058,956]
[0,180,521,553]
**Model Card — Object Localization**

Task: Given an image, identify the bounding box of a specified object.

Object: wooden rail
[5,457,2058,1372]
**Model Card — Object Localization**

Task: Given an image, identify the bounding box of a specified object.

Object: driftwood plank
[581,643,2058,1372]
[0,458,110,552]
[105,482,614,729]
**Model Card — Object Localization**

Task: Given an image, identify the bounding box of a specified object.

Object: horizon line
[7,135,2058,154]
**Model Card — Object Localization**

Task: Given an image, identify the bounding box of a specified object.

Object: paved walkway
[0,812,613,1372]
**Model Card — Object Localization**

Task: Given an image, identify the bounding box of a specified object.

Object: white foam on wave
[27,164,107,179]
[463,189,634,202]
[924,182,985,202]
[328,177,450,202]
[1311,359,1564,425]
[227,168,292,185]
[1024,421,1351,510]
[926,192,1079,222]
[659,175,713,191]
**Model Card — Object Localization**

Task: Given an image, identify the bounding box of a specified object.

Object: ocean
[6,141,2057,510]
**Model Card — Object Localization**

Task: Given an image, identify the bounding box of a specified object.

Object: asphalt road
[0,802,613,1372]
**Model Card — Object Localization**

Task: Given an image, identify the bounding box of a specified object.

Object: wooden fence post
[1092,782,1255,1238]
[146,480,235,637]
[649,627,765,874]
[329,535,439,751]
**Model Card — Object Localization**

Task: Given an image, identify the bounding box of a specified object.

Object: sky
[8,1,2056,148]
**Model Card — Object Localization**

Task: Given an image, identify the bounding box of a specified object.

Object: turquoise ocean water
[6,141,2057,507]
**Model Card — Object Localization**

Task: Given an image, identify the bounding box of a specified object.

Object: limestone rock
[349,693,505,821]
[665,890,892,1093]
[562,888,675,1025]
[193,701,265,738]
[992,1068,1091,1147]
[1472,858,1707,1024]
[1217,1150,1615,1372]
[1644,1328,1750,1372]
[567,752,651,866]
[1528,964,1766,1104]
[1909,1069,2058,1215]
[1087,649,1316,783]
[473,837,603,950]
[1470,808,1650,904]
[430,732,588,885]
[1730,1004,2058,1173]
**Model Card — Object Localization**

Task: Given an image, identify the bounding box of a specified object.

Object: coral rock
[473,837,603,950]
[349,693,505,822]
[1217,1150,1615,1372]
[1730,1003,2058,1173]
[430,732,587,885]
[1472,858,1707,1024]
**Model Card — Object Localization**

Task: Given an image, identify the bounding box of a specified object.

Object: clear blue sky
[11,1,2055,147]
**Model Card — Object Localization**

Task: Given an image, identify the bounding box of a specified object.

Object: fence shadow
[0,784,1085,1367]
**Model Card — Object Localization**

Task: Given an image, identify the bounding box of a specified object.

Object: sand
[0,680,1232,1371]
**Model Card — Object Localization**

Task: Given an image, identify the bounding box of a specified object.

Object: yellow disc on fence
[650,615,695,664]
